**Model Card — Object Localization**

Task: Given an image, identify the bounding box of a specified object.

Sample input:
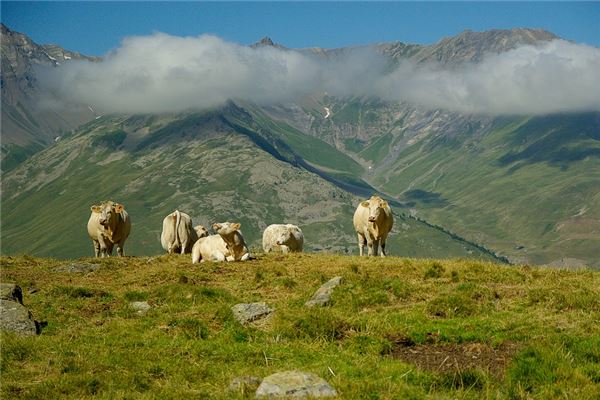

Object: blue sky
[2,1,599,56]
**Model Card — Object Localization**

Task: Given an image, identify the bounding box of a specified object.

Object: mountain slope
[1,23,98,172]
[1,104,500,261]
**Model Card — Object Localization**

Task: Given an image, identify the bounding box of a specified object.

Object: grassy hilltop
[1,254,599,399]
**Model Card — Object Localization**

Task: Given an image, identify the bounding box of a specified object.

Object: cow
[353,195,393,257]
[194,225,209,239]
[87,200,131,257]
[191,222,250,263]
[160,210,200,254]
[262,224,304,253]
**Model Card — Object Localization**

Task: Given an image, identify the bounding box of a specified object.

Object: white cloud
[376,40,600,114]
[39,33,600,115]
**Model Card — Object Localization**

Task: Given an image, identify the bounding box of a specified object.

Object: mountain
[253,28,599,268]
[1,26,597,268]
[1,23,99,171]
[1,101,500,261]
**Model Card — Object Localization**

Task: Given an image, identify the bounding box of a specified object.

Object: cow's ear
[382,201,388,207]
[212,223,221,230]
[361,201,370,207]
[114,204,125,213]
[232,223,241,230]
[91,205,101,213]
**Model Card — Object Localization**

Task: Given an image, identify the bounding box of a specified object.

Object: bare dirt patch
[387,335,519,378]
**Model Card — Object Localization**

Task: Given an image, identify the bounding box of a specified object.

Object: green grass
[1,254,599,399]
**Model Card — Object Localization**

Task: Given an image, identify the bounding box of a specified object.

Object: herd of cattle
[87,196,394,261]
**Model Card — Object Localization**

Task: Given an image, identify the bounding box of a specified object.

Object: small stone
[53,263,100,273]
[130,301,151,315]
[228,375,261,393]
[305,276,343,307]
[255,370,337,398]
[231,302,273,325]
[0,283,23,304]
[0,299,38,336]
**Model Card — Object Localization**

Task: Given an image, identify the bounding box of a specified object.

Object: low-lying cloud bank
[40,32,600,115]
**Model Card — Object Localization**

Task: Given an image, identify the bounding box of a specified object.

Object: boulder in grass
[231,302,273,325]
[53,263,100,273]
[255,370,337,398]
[0,283,23,304]
[130,301,151,315]
[305,276,343,307]
[0,299,38,336]
[228,375,261,394]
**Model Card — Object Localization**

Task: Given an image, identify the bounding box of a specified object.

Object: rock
[305,276,343,307]
[0,283,23,304]
[255,370,337,398]
[231,302,273,325]
[130,301,151,315]
[0,299,38,336]
[53,263,100,273]
[228,375,261,394]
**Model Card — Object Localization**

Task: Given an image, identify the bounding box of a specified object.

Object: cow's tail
[171,210,182,253]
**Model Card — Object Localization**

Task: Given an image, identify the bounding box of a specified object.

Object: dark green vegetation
[1,105,499,262]
[2,254,599,399]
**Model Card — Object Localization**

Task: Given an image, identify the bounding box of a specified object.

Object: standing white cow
[160,210,202,254]
[191,222,250,263]
[353,195,393,257]
[87,200,131,257]
[262,224,304,253]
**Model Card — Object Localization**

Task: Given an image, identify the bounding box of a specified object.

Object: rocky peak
[250,36,286,50]
[413,28,560,65]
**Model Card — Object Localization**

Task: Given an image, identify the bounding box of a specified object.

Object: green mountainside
[1,103,499,261]
[1,25,598,267]
[271,98,600,268]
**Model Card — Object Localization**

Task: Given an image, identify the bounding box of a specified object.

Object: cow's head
[212,222,241,235]
[91,201,124,227]
[363,197,388,223]
[194,225,209,239]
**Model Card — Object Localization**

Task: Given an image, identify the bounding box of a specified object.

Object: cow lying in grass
[262,224,304,253]
[191,222,250,263]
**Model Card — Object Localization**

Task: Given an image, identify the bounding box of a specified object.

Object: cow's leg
[357,233,366,256]
[214,252,227,262]
[372,239,380,257]
[116,240,125,257]
[180,238,189,255]
[92,240,100,258]
[367,239,374,256]
[106,242,115,257]
[280,245,290,254]
[241,252,250,261]
[380,237,387,257]
[97,236,108,258]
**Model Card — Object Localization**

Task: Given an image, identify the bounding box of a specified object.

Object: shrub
[424,262,445,279]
